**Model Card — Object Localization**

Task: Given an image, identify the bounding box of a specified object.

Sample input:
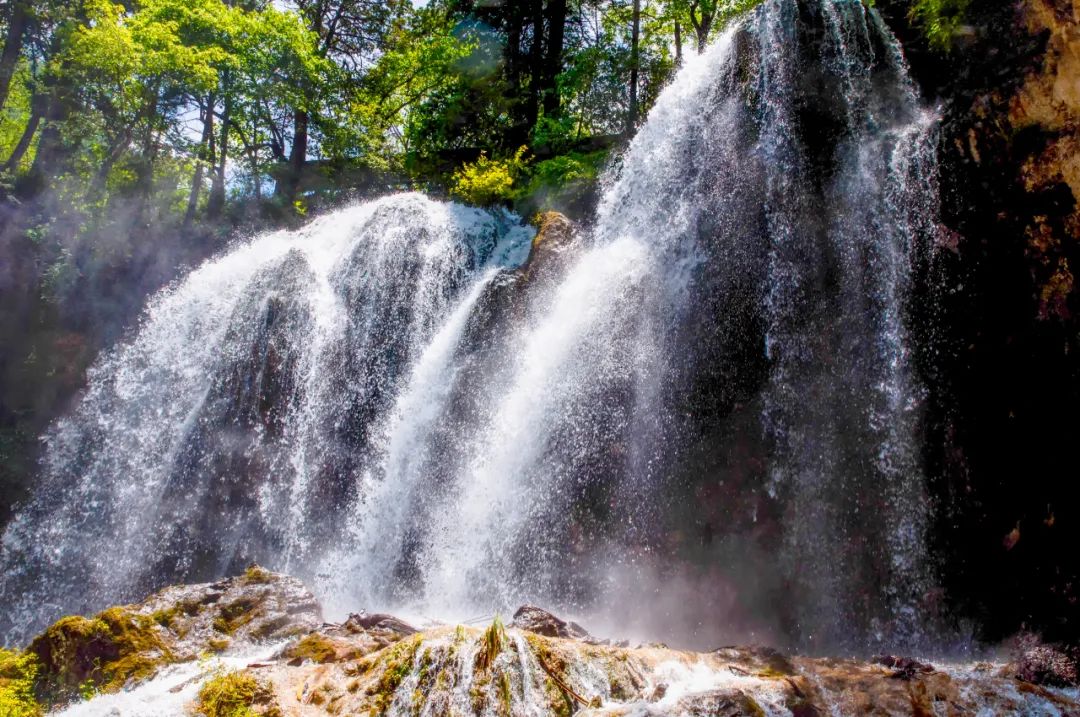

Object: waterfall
[0,195,534,642]
[0,0,938,652]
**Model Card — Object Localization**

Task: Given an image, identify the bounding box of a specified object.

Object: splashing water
[0,195,533,641]
[2,0,939,652]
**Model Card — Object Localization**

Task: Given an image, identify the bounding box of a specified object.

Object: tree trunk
[521,0,544,144]
[540,0,567,118]
[2,94,43,171]
[674,20,683,66]
[184,95,215,227]
[208,78,231,217]
[26,85,74,195]
[627,0,641,135]
[0,0,29,113]
[690,0,714,54]
[696,19,712,53]
[281,107,308,206]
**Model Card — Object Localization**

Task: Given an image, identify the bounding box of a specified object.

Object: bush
[450,146,530,206]
[528,152,606,189]
[194,670,261,717]
[515,150,609,215]
[0,649,43,717]
[909,0,970,51]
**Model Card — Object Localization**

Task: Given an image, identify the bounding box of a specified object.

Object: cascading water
[0,195,534,642]
[1,0,939,653]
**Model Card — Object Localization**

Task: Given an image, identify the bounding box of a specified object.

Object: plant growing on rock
[475,616,506,672]
[194,669,277,717]
[0,649,42,717]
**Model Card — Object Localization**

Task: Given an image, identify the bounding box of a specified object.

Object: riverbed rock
[19,571,1080,716]
[511,605,590,639]
[1011,635,1080,687]
[27,565,319,703]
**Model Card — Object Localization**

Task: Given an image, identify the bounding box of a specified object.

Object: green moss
[213,598,260,636]
[193,670,262,717]
[498,671,512,715]
[365,636,421,715]
[150,607,180,630]
[94,607,174,692]
[242,566,273,585]
[0,648,43,717]
[524,635,574,717]
[208,638,231,652]
[29,607,174,699]
[287,634,337,664]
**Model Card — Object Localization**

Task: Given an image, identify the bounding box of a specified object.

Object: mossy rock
[284,633,338,664]
[28,607,173,702]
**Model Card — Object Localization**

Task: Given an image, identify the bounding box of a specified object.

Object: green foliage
[242,566,272,585]
[0,649,43,717]
[287,634,337,664]
[29,607,175,700]
[528,152,607,191]
[193,670,260,717]
[475,615,506,672]
[0,62,36,172]
[909,0,970,51]
[450,147,529,206]
[714,0,768,29]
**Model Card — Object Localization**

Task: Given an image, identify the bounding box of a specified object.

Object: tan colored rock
[27,566,320,706]
[26,575,1080,716]
[1011,0,1080,212]
[521,211,579,283]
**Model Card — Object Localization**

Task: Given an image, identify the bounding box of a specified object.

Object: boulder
[511,605,590,639]
[343,611,417,636]
[1011,636,1080,688]
[520,212,578,283]
[28,565,320,703]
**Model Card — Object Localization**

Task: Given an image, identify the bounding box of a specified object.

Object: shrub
[194,670,261,717]
[909,0,970,51]
[0,649,43,717]
[450,146,530,206]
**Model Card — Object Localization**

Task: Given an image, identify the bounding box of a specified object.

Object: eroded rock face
[27,566,319,704]
[872,0,1080,647]
[18,572,1080,716]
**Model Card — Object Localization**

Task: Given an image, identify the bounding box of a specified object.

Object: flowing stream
[2,0,939,654]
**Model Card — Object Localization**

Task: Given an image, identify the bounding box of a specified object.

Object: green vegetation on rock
[0,649,43,717]
[193,670,265,717]
[28,608,174,700]
[909,0,970,50]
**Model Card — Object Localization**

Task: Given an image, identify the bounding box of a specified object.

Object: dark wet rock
[343,611,418,636]
[873,654,936,680]
[520,211,578,283]
[1012,635,1080,687]
[512,605,590,639]
[671,688,770,717]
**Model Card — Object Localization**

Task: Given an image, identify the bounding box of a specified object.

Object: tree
[0,0,31,112]
[275,0,404,206]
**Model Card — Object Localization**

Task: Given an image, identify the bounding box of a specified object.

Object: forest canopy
[0,0,770,226]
